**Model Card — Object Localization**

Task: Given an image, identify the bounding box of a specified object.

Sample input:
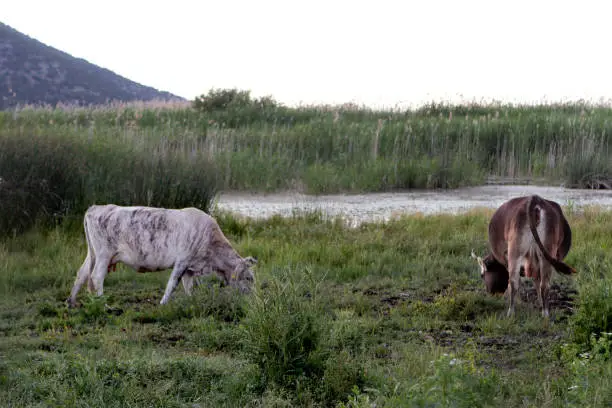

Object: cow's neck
[210,244,241,275]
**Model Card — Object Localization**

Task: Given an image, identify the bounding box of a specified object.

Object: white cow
[67,205,257,307]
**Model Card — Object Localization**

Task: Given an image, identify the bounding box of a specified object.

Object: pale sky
[3,0,611,108]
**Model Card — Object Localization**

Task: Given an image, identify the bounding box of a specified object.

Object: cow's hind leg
[539,260,553,318]
[506,252,523,318]
[161,262,188,305]
[90,253,112,297]
[67,253,93,307]
[87,275,96,293]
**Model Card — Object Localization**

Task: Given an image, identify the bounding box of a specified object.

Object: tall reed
[1,99,611,209]
[0,127,218,234]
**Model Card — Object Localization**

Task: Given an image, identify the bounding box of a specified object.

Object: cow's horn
[471,249,483,264]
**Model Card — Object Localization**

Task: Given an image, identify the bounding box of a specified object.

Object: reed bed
[1,99,611,233]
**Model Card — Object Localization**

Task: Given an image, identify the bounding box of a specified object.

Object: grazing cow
[472,195,575,317]
[67,205,257,307]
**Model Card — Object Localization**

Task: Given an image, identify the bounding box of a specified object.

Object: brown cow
[472,195,576,317]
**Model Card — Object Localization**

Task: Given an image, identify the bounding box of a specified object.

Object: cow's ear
[470,250,484,268]
[245,256,258,266]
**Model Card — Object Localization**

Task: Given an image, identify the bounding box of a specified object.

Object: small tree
[193,88,253,112]
[192,88,282,126]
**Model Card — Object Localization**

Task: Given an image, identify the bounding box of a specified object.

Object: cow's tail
[83,212,95,275]
[527,195,576,275]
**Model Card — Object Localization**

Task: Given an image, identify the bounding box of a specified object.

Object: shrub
[0,131,218,234]
[240,267,328,388]
[192,88,284,127]
[398,352,503,407]
[193,88,253,112]
[570,262,612,347]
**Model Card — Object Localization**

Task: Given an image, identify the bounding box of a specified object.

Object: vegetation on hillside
[0,22,182,109]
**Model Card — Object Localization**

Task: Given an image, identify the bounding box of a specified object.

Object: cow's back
[84,205,215,268]
[488,196,529,265]
[488,196,571,264]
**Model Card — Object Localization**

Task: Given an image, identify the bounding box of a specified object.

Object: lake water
[216,185,612,225]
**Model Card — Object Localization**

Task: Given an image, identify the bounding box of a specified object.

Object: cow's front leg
[181,271,195,296]
[160,262,188,305]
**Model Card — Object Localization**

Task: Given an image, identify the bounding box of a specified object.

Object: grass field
[1,208,611,407]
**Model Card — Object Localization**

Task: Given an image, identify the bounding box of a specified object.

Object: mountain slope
[0,22,184,109]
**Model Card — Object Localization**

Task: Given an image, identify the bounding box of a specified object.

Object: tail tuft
[555,260,577,275]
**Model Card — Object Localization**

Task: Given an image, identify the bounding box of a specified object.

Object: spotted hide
[472,195,575,317]
[67,205,257,307]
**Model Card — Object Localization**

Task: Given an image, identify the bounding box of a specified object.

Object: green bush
[558,333,612,407]
[240,267,328,388]
[192,88,289,127]
[0,130,218,234]
[193,88,254,112]
[570,262,612,347]
[78,295,111,325]
[395,352,504,407]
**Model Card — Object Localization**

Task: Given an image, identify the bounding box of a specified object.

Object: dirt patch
[363,278,577,316]
[117,292,158,305]
[418,326,566,371]
[366,280,577,373]
[362,287,433,307]
[477,333,565,371]
[519,281,577,314]
[380,292,412,306]
[147,332,186,345]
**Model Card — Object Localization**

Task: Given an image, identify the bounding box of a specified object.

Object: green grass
[1,209,611,407]
[2,99,612,195]
[3,99,612,234]
[0,127,218,235]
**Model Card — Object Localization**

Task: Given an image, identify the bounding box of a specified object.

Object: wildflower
[449,358,460,366]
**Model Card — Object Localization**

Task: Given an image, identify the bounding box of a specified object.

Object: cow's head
[230,256,258,293]
[471,250,509,294]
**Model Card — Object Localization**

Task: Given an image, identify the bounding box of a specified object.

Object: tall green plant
[0,130,218,234]
[240,267,328,388]
[3,99,612,195]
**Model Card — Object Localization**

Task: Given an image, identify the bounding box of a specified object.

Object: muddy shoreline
[216,185,612,225]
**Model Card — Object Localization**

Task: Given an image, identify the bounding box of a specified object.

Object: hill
[0,22,184,109]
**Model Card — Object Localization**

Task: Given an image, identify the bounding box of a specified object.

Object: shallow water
[216,185,612,225]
